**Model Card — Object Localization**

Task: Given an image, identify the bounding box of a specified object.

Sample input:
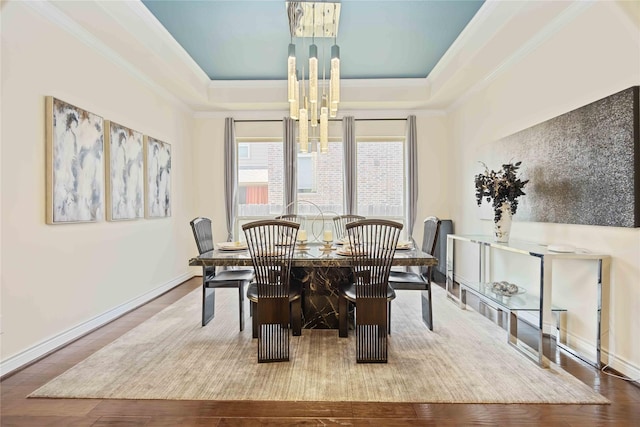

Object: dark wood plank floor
[2,277,639,426]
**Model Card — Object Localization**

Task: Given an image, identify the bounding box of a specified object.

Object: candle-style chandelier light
[286,1,341,154]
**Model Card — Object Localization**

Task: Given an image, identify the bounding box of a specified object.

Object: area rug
[30,286,608,403]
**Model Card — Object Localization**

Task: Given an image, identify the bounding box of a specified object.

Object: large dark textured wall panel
[488,86,639,228]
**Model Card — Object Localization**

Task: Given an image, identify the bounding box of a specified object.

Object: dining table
[189,241,438,330]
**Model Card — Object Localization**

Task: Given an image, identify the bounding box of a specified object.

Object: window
[238,143,250,159]
[296,141,344,216]
[297,154,316,193]
[237,140,283,218]
[232,121,405,239]
[356,139,405,220]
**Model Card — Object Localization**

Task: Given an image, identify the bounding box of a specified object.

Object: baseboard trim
[602,351,640,383]
[0,272,195,378]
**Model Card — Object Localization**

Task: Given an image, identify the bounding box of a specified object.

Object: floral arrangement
[474,161,529,222]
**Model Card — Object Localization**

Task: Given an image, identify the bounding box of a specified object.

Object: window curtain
[245,186,268,204]
[283,117,297,214]
[406,115,418,240]
[342,116,356,215]
[224,117,237,242]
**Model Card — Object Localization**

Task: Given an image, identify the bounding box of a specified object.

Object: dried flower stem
[475,161,529,222]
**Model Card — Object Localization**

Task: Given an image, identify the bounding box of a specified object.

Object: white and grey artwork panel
[146,137,171,218]
[488,86,638,228]
[47,97,104,223]
[107,122,144,220]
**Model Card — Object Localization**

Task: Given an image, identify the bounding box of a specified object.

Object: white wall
[191,116,228,246]
[448,1,640,377]
[1,1,195,373]
[414,114,451,234]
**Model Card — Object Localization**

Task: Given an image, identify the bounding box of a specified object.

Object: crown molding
[193,108,445,120]
[119,0,211,83]
[194,110,288,120]
[427,0,504,85]
[445,0,595,115]
[341,78,428,89]
[83,0,210,108]
[209,80,287,89]
[27,0,602,118]
[339,108,446,118]
[207,77,427,90]
[612,0,640,35]
[23,0,193,114]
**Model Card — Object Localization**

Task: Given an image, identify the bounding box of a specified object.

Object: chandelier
[286,1,341,154]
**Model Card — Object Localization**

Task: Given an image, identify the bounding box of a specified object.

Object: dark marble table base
[291,266,353,329]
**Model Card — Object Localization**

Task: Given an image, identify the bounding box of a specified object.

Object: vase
[494,202,512,243]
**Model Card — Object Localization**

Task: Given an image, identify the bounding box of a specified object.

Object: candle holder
[296,228,309,250]
[322,239,333,250]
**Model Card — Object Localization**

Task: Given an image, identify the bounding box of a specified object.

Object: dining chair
[243,219,302,362]
[388,216,441,331]
[275,214,306,230]
[190,217,254,330]
[332,214,365,240]
[338,219,402,363]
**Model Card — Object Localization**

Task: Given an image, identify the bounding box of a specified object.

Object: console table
[445,234,610,368]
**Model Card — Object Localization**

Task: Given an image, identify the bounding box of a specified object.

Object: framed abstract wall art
[45,97,104,224]
[105,121,144,221]
[144,136,171,218]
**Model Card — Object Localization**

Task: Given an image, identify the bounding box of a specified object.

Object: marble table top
[189,242,437,268]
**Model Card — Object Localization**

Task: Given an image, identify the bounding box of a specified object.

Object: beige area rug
[30,286,608,403]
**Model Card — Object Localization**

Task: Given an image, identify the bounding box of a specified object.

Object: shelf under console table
[445,234,610,369]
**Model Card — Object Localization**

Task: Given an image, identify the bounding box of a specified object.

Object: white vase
[494,202,512,243]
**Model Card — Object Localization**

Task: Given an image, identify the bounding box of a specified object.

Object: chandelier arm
[286,1,340,153]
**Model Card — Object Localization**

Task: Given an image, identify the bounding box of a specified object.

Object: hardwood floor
[2,277,639,426]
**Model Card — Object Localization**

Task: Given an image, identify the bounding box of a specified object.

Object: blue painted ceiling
[142,0,484,81]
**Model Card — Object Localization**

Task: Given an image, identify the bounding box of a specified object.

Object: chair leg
[202,286,215,327]
[238,284,245,332]
[421,286,433,331]
[355,297,388,363]
[251,301,258,338]
[388,301,392,335]
[256,297,290,363]
[291,299,302,336]
[339,294,349,338]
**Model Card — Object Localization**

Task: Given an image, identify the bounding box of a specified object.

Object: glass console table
[446,234,610,369]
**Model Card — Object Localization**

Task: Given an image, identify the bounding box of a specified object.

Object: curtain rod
[234,118,407,123]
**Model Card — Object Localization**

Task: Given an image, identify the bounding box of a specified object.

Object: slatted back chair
[332,214,365,240]
[243,219,299,363]
[190,217,254,330]
[420,217,441,277]
[275,214,306,230]
[388,216,441,330]
[339,219,402,363]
